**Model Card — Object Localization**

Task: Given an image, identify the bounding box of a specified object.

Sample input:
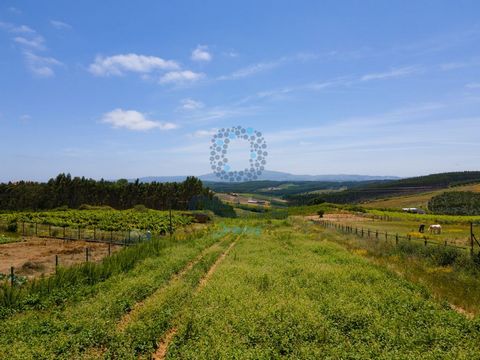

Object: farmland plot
[0,219,479,359]
[165,220,479,359]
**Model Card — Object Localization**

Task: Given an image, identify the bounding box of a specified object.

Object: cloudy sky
[1,1,480,182]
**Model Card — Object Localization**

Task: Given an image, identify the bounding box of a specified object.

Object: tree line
[0,174,211,211]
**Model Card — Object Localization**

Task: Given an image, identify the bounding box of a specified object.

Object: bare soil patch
[305,213,369,223]
[0,237,122,278]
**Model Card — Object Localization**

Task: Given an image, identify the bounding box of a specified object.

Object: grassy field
[323,212,476,248]
[167,219,479,359]
[363,182,480,210]
[1,218,479,358]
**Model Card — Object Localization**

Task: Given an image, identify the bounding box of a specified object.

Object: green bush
[6,220,17,233]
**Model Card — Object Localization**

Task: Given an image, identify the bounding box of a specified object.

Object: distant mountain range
[136,170,400,183]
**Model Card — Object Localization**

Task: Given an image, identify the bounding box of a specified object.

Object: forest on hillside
[428,191,480,215]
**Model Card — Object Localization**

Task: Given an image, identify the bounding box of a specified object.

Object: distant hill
[287,171,480,206]
[203,180,377,196]
[363,182,480,210]
[136,170,400,183]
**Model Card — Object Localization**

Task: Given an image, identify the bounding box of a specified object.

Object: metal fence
[315,219,480,256]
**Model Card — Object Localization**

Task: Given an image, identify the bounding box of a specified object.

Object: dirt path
[117,241,220,330]
[197,240,237,292]
[151,238,238,360]
[304,213,370,223]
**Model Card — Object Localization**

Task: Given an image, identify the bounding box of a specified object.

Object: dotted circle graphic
[209,126,268,182]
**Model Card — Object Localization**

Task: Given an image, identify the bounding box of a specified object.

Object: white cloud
[180,99,204,110]
[19,114,31,122]
[191,45,212,62]
[14,35,45,50]
[89,53,179,76]
[360,66,419,81]
[0,21,11,30]
[217,52,336,80]
[8,7,22,14]
[223,51,239,58]
[23,51,62,77]
[50,20,72,30]
[1,22,62,77]
[101,109,177,131]
[191,129,217,137]
[218,60,282,80]
[159,70,205,84]
[10,25,35,34]
[466,82,480,89]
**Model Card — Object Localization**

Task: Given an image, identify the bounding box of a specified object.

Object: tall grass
[316,222,480,316]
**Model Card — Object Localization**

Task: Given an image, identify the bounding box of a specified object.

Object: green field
[1,218,479,358]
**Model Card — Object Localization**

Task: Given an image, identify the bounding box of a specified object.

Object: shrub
[133,204,148,212]
[6,220,17,233]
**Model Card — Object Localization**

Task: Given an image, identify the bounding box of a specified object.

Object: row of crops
[0,208,194,233]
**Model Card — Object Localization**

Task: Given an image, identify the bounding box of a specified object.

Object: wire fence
[0,220,170,286]
[2,244,118,287]
[0,220,159,246]
[315,219,480,257]
[0,221,174,287]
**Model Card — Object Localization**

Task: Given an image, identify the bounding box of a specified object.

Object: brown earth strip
[117,242,218,331]
[151,238,238,360]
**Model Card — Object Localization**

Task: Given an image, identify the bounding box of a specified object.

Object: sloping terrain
[363,182,480,209]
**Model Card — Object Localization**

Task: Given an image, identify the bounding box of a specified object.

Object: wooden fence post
[10,266,14,287]
[85,247,89,262]
[470,222,474,256]
[55,255,58,273]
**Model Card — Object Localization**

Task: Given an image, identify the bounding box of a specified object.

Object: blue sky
[1,1,480,182]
